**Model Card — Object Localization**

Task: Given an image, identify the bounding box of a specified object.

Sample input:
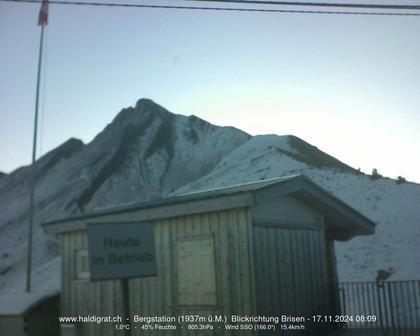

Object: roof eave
[255,175,376,237]
[43,192,256,235]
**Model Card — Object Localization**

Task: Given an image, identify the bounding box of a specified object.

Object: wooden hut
[43,175,375,336]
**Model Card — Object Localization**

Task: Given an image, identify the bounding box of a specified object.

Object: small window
[75,250,90,280]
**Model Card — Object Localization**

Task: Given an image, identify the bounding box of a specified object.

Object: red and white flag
[38,0,49,26]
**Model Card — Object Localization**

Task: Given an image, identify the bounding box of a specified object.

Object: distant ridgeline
[0,97,419,296]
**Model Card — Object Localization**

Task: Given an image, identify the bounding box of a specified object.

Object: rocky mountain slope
[0,99,250,292]
[0,98,418,293]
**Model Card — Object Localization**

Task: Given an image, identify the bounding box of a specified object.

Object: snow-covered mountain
[174,136,420,281]
[0,98,419,293]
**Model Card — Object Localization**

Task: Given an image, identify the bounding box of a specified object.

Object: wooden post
[121,278,131,336]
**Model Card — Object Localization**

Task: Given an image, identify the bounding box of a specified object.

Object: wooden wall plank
[246,208,257,316]
[239,209,253,315]
[61,208,255,336]
[232,209,244,314]
[253,225,331,336]
[218,210,231,315]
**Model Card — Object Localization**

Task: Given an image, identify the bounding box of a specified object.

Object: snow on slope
[305,170,420,281]
[0,256,61,294]
[0,99,250,293]
[0,139,83,294]
[76,99,250,211]
[1,99,418,295]
[173,135,309,192]
[174,135,420,282]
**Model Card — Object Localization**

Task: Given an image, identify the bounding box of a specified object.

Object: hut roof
[0,291,58,316]
[43,174,375,238]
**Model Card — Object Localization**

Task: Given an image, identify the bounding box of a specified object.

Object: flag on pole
[38,0,49,26]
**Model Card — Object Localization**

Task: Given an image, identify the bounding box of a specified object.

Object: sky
[0,0,419,182]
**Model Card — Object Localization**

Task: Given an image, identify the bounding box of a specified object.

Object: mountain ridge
[0,98,418,293]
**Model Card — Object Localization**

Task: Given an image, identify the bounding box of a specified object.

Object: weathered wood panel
[61,207,256,336]
[252,195,324,228]
[177,237,217,306]
[253,226,330,336]
[62,231,122,336]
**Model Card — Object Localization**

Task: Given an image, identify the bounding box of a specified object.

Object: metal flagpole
[26,0,48,293]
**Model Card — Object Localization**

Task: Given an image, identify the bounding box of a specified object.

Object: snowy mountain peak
[0,99,253,292]
[0,99,419,294]
[285,135,357,173]
[37,138,84,173]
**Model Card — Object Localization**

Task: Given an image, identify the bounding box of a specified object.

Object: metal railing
[338,280,420,335]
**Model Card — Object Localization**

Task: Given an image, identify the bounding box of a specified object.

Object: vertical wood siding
[62,231,123,336]
[253,226,330,336]
[61,208,255,335]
